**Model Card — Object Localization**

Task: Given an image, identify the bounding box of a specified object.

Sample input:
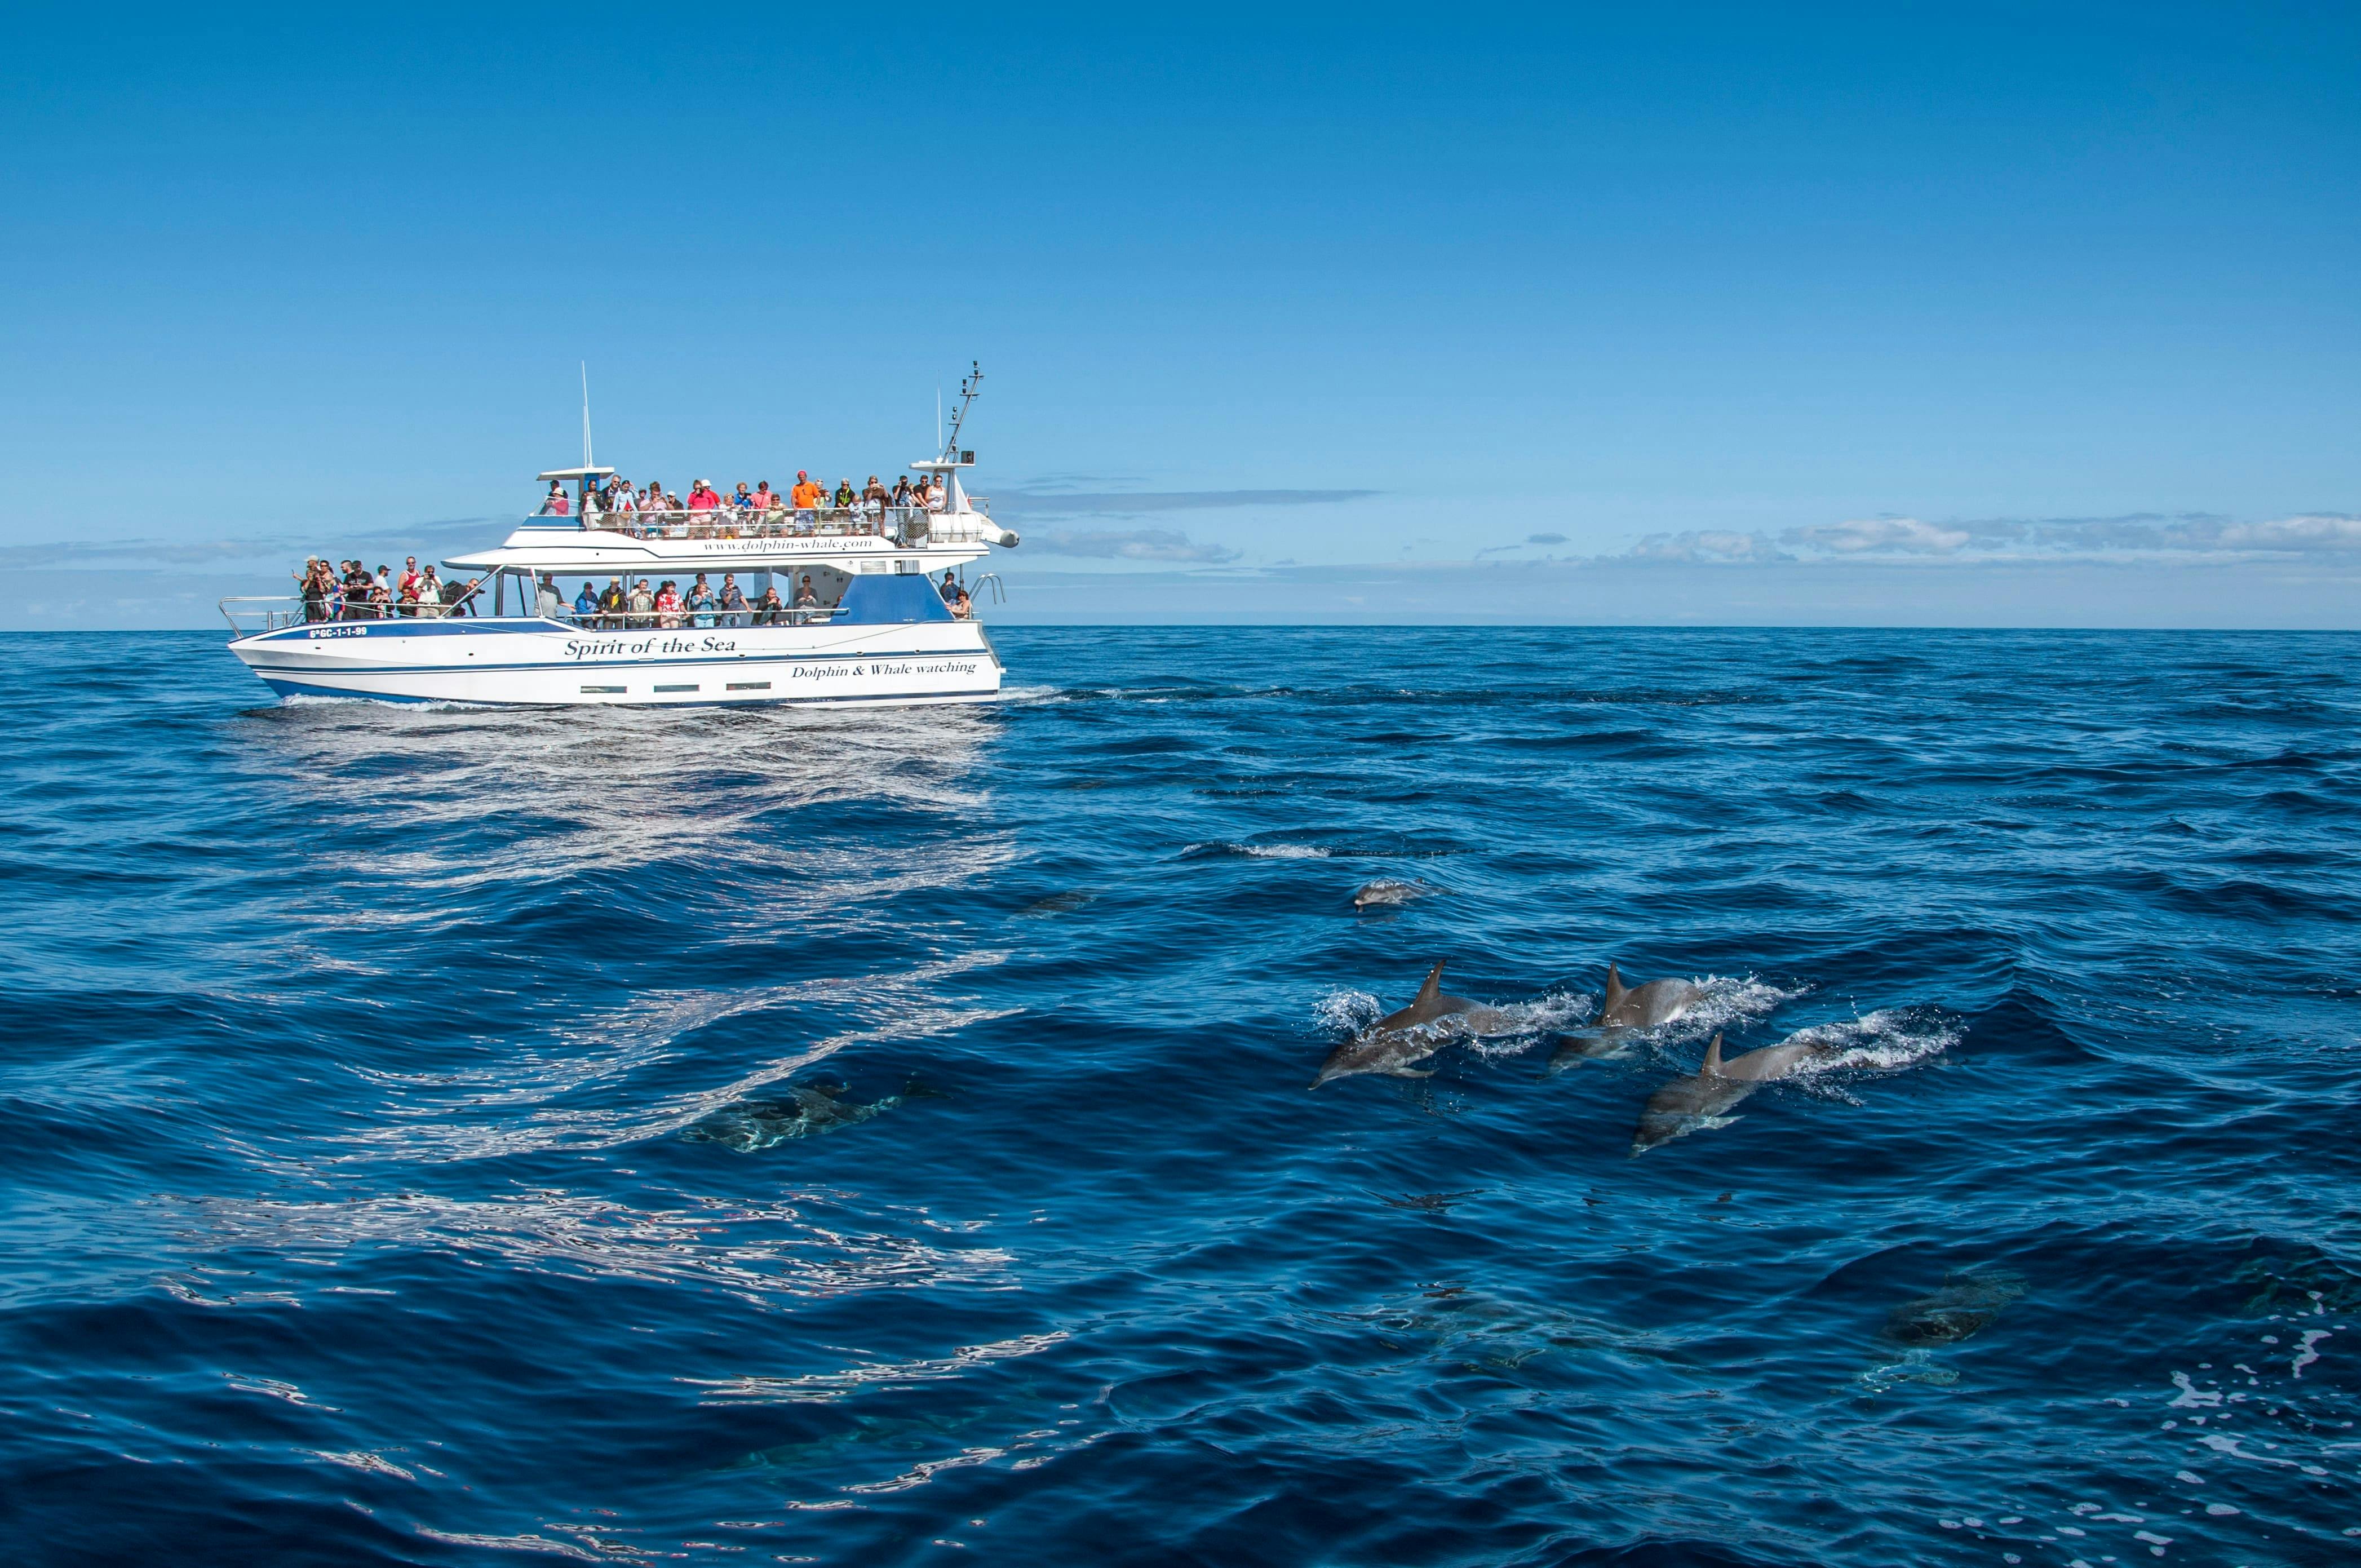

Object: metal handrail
[533,606,844,630]
[220,595,486,633]
[219,595,848,635]
[557,504,946,543]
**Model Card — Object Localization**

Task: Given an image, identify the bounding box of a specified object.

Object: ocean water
[3,626,2358,1566]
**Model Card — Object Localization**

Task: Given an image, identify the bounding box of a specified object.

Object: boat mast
[939,362,982,465]
[580,364,596,511]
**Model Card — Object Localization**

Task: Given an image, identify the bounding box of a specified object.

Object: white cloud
[1622,529,1791,564]
[1030,527,1241,564]
[2210,513,2361,552]
[1784,516,1971,555]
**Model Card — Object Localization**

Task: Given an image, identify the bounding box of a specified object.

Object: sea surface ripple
[3,627,2358,1566]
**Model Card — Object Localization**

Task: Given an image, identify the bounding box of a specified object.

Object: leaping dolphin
[1310,960,1514,1088]
[1629,1032,1832,1154]
[1545,964,1707,1073]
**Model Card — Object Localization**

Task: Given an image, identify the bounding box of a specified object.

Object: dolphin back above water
[1598,963,1706,1029]
[1545,964,1707,1073]
[1629,1031,1833,1153]
[1352,878,1434,909]
[1311,961,1517,1087]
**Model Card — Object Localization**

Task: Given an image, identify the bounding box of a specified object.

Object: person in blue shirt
[573,581,599,622]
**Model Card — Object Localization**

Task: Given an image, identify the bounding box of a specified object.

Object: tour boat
[220,370,1019,708]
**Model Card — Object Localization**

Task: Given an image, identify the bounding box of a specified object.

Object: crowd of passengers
[294,557,972,623]
[539,471,950,533]
[551,570,969,626]
[296,556,476,621]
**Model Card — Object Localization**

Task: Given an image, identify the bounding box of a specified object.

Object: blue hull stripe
[238,649,981,676]
[256,676,995,708]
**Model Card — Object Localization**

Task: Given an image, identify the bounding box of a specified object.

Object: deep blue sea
[5,627,2359,1566]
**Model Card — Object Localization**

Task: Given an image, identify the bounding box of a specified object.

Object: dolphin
[1311,960,1515,1088]
[1352,878,1435,910]
[1629,1032,1832,1154]
[683,1080,902,1151]
[1597,963,1705,1029]
[1881,1271,2027,1348]
[1545,965,1707,1073]
[1861,1270,2029,1389]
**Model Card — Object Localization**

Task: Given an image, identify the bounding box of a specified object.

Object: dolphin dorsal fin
[1700,1033,1725,1077]
[1602,963,1625,1008]
[1415,960,1446,1003]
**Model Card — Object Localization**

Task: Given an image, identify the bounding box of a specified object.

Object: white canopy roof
[536,466,617,482]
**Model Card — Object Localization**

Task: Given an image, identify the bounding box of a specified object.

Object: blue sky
[3,3,2356,625]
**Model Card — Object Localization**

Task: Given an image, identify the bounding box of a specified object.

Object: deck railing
[219,597,858,635]
[539,501,991,544]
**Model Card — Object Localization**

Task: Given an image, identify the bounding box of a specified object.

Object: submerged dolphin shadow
[1858,1270,2030,1390]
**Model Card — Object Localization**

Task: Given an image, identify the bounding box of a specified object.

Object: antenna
[938,361,983,463]
[580,362,594,468]
[936,388,943,453]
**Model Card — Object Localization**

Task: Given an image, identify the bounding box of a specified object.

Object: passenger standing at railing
[752,482,775,517]
[628,578,655,628]
[654,579,683,628]
[790,471,824,526]
[539,481,571,517]
[891,476,913,509]
[597,577,627,628]
[397,558,421,617]
[924,478,946,511]
[574,581,599,622]
[339,561,370,621]
[719,574,748,627]
[687,480,721,512]
[299,559,330,623]
[832,479,856,517]
[753,584,786,626]
[535,574,565,618]
[687,573,716,628]
[794,574,818,614]
[417,566,444,616]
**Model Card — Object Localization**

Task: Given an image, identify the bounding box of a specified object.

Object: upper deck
[449,504,1018,575]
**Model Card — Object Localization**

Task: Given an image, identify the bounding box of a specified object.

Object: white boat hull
[229,617,1003,707]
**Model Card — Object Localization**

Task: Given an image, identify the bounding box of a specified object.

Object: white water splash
[1782,1007,1960,1077]
[1182,841,1332,859]
[1313,989,1384,1034]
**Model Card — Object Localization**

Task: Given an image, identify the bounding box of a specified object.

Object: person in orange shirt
[790,471,825,511]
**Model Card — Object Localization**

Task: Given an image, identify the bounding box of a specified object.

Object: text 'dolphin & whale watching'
[220,364,1019,708]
